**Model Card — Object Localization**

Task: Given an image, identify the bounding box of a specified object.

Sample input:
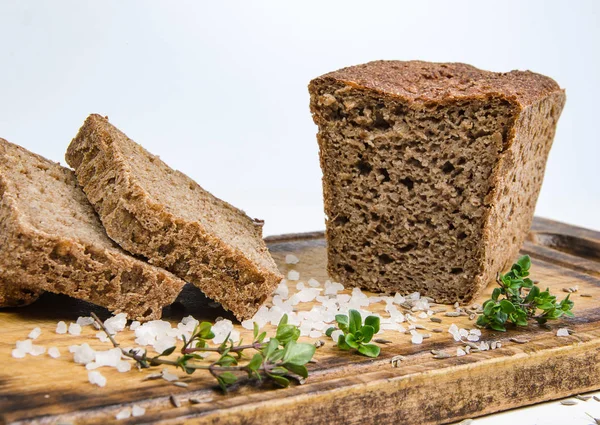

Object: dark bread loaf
[309,60,565,303]
[66,115,282,321]
[0,138,185,320]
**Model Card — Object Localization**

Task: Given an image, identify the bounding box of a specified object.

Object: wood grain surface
[1,217,599,425]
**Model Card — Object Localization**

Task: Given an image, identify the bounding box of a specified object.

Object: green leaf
[483,300,496,316]
[335,314,348,327]
[247,353,263,371]
[345,333,359,349]
[218,371,238,387]
[278,314,289,327]
[360,325,375,343]
[217,354,238,367]
[337,334,350,350]
[525,285,540,302]
[268,374,290,387]
[490,322,506,332]
[276,324,301,345]
[283,363,308,378]
[516,255,531,272]
[325,327,335,337]
[257,331,267,343]
[364,316,380,334]
[264,338,279,358]
[357,344,380,357]
[159,346,176,357]
[349,310,362,334]
[253,322,259,339]
[491,287,501,301]
[282,341,316,365]
[270,366,289,375]
[499,299,516,314]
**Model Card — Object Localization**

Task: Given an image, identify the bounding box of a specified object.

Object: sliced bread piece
[66,115,282,320]
[0,138,185,320]
[309,61,565,303]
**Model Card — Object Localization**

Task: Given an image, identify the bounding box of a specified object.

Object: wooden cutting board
[1,217,600,425]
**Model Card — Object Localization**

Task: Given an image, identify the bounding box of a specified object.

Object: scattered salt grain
[410,331,423,345]
[73,343,96,365]
[68,323,82,336]
[28,327,41,340]
[76,316,95,327]
[331,330,344,344]
[93,348,122,368]
[48,347,61,358]
[466,334,480,342]
[274,281,289,299]
[309,330,322,338]
[29,345,46,356]
[116,360,132,373]
[88,370,107,387]
[285,254,300,264]
[457,348,467,357]
[324,280,344,295]
[241,320,254,330]
[557,328,570,337]
[116,408,131,420]
[308,278,320,288]
[161,368,179,382]
[11,348,26,359]
[96,331,110,343]
[296,281,306,290]
[104,313,128,335]
[16,339,33,353]
[287,270,300,281]
[56,321,68,334]
[129,321,141,331]
[132,405,146,417]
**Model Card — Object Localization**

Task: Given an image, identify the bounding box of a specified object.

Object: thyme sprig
[326,309,381,357]
[91,313,316,391]
[476,255,574,332]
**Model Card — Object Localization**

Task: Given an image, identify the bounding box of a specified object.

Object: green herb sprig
[91,312,316,391]
[326,309,381,357]
[476,255,574,332]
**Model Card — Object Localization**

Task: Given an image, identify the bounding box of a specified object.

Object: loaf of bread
[309,61,565,303]
[0,138,185,319]
[66,115,282,320]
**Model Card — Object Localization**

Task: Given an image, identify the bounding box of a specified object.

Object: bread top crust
[310,60,563,108]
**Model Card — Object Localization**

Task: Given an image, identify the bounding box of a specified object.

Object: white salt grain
[48,347,61,358]
[309,330,322,338]
[73,343,96,365]
[30,345,46,356]
[331,330,343,344]
[16,339,33,353]
[68,323,82,336]
[116,408,131,420]
[56,321,68,334]
[96,331,110,343]
[308,278,320,288]
[161,368,179,382]
[11,348,26,359]
[411,332,423,345]
[104,313,128,335]
[287,270,300,281]
[88,370,107,387]
[556,328,570,337]
[132,405,146,417]
[457,348,467,357]
[94,347,122,367]
[28,327,41,340]
[285,254,300,264]
[241,320,254,330]
[129,321,141,331]
[76,316,95,327]
[116,360,132,373]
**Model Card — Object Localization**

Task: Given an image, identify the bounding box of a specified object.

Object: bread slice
[66,115,282,320]
[309,61,565,303]
[0,138,185,320]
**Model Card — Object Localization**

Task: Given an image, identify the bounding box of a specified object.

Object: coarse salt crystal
[48,347,61,358]
[116,408,131,420]
[457,348,467,357]
[104,313,128,334]
[331,330,343,343]
[448,324,459,335]
[28,327,41,340]
[11,348,26,359]
[96,331,110,343]
[459,328,469,338]
[161,368,179,382]
[68,323,82,336]
[309,330,322,338]
[241,320,254,330]
[411,333,423,345]
[274,281,289,299]
[95,347,122,367]
[469,329,482,336]
[287,270,300,281]
[88,370,107,387]
[417,312,428,319]
[296,281,306,290]
[73,343,96,365]
[129,321,141,331]
[324,281,344,295]
[76,316,95,326]
[308,278,320,288]
[285,254,300,264]
[16,339,33,353]
[117,360,132,373]
[467,334,480,342]
[132,404,146,417]
[556,328,570,337]
[56,321,68,334]
[29,346,46,357]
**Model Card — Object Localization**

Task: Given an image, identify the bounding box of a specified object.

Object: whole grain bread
[309,60,565,303]
[0,138,185,320]
[66,115,282,321]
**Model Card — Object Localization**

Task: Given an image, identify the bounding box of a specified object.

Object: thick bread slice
[66,115,282,321]
[309,61,565,303]
[0,139,185,320]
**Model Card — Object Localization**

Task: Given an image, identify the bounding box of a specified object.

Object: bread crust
[0,139,186,320]
[66,115,282,321]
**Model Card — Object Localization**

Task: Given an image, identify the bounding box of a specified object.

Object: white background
[0,2,599,424]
